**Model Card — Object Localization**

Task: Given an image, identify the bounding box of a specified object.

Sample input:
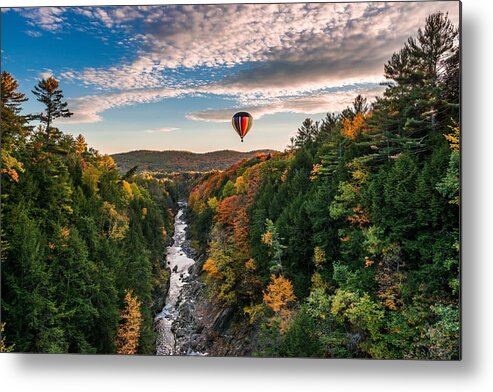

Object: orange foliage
[218,195,241,227]
[59,226,71,239]
[217,195,250,253]
[116,289,142,355]
[233,205,250,253]
[263,275,296,312]
[1,168,19,183]
[375,244,403,310]
[341,112,372,140]
[203,257,222,278]
[347,205,370,228]
[310,163,322,181]
[364,256,375,268]
[261,231,273,246]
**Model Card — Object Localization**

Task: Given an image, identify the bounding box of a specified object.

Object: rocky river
[154,202,255,357]
[154,203,205,355]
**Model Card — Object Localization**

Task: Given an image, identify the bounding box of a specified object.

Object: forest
[1,72,178,353]
[112,149,276,173]
[188,12,460,359]
[1,11,459,358]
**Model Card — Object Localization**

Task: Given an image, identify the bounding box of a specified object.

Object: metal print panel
[0,1,461,359]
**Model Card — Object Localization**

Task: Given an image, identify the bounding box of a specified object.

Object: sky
[1,1,460,154]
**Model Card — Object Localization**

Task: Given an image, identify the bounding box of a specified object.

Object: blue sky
[1,2,459,154]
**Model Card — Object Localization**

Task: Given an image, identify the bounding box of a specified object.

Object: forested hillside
[1,73,177,353]
[0,11,459,359]
[188,12,460,359]
[112,149,276,173]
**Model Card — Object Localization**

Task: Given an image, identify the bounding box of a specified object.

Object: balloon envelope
[232,112,253,142]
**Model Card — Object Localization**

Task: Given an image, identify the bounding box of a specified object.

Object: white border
[1,1,492,391]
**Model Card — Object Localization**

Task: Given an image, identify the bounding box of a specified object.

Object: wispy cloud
[16,7,66,32]
[25,30,42,38]
[186,86,385,122]
[60,57,168,90]
[24,2,458,125]
[144,127,179,133]
[58,87,189,124]
[50,2,459,95]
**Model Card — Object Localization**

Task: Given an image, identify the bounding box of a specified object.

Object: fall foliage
[116,290,143,355]
[263,275,296,313]
[188,12,459,360]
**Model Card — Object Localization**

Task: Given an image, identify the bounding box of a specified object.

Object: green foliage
[1,74,176,354]
[188,12,459,359]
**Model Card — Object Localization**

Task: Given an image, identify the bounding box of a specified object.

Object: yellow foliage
[0,323,14,353]
[313,246,326,267]
[347,160,368,184]
[99,154,116,170]
[384,298,398,310]
[59,226,71,239]
[235,175,246,194]
[243,303,264,324]
[141,207,148,219]
[122,180,133,199]
[203,257,222,278]
[263,275,296,312]
[245,258,257,271]
[444,124,460,152]
[75,134,87,155]
[102,202,129,240]
[116,289,142,355]
[261,231,273,246]
[364,256,375,268]
[311,271,325,290]
[207,197,219,213]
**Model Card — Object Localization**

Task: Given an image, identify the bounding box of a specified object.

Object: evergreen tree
[32,77,73,140]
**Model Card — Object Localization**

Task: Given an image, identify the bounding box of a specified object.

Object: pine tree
[32,77,73,140]
[294,118,319,147]
[1,71,28,113]
[75,134,88,155]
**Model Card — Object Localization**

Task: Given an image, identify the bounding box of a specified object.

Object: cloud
[144,127,179,133]
[16,7,66,32]
[58,88,189,124]
[187,86,385,122]
[58,2,459,97]
[25,30,42,38]
[39,69,53,79]
[36,2,458,124]
[60,56,168,90]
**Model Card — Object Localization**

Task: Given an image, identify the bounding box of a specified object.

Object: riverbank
[154,204,197,355]
[154,204,254,356]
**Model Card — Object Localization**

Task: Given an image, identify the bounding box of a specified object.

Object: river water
[154,204,196,355]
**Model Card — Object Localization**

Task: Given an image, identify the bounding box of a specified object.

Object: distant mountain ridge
[112,149,278,173]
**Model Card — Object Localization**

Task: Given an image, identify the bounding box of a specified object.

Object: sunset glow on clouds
[1,2,459,153]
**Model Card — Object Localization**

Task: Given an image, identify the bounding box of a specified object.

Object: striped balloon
[232,112,253,142]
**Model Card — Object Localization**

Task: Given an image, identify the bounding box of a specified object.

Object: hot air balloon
[232,112,253,142]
